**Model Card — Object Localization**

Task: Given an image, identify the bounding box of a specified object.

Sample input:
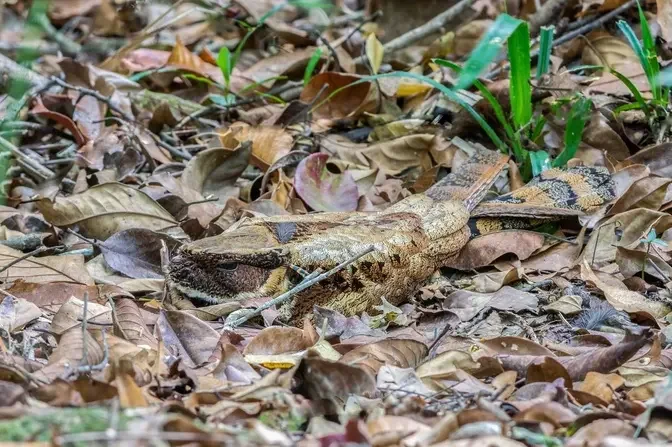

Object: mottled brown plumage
[167,151,615,325]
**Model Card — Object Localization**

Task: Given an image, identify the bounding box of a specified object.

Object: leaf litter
[1,0,672,445]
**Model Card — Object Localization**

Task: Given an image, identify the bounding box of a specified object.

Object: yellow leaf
[397,82,432,97]
[366,33,384,74]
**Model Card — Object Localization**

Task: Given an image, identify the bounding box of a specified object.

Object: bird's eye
[217,263,238,271]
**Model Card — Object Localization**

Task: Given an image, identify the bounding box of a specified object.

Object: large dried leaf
[339,339,428,376]
[445,230,546,270]
[582,31,638,69]
[242,47,322,86]
[51,296,112,335]
[294,153,359,212]
[50,327,104,366]
[497,330,651,381]
[231,124,293,171]
[156,310,220,368]
[582,260,671,317]
[0,296,41,333]
[113,298,158,349]
[0,245,93,286]
[300,72,377,119]
[100,229,181,279]
[37,183,178,240]
[297,355,376,413]
[182,145,251,203]
[442,286,538,322]
[243,327,312,356]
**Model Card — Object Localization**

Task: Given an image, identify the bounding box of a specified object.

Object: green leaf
[653,238,668,247]
[208,93,237,107]
[553,96,591,168]
[508,20,532,129]
[217,47,232,88]
[529,150,551,176]
[536,26,555,80]
[454,14,525,91]
[304,47,323,85]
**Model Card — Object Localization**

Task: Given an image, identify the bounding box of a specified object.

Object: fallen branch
[226,245,376,328]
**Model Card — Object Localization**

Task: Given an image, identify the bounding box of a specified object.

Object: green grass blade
[657,68,672,86]
[304,47,323,85]
[508,20,532,130]
[617,19,656,98]
[315,71,508,151]
[610,68,650,118]
[637,1,664,103]
[454,14,524,91]
[435,58,528,162]
[434,59,515,140]
[536,26,555,79]
[216,47,231,88]
[553,96,591,168]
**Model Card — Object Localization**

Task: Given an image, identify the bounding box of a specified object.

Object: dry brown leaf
[0,245,94,286]
[445,230,546,270]
[340,339,428,376]
[230,124,293,171]
[113,298,158,349]
[442,286,538,322]
[297,354,376,414]
[181,144,250,203]
[50,327,104,366]
[115,360,149,408]
[416,350,480,379]
[582,31,638,69]
[454,20,493,57]
[156,310,220,368]
[242,47,323,87]
[621,143,672,178]
[566,419,635,447]
[51,296,112,335]
[37,183,178,240]
[582,260,671,317]
[243,326,312,356]
[526,356,573,388]
[300,72,377,119]
[166,38,225,84]
[577,372,624,403]
[609,176,672,215]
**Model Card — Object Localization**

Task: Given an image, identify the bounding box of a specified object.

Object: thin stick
[0,136,54,180]
[80,292,89,369]
[352,0,474,64]
[227,246,376,328]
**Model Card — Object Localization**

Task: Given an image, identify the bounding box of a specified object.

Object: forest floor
[1,0,672,445]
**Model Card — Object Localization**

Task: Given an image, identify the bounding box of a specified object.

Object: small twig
[0,245,64,276]
[501,310,540,344]
[353,0,474,64]
[74,328,109,375]
[50,77,135,122]
[80,292,89,369]
[226,246,376,328]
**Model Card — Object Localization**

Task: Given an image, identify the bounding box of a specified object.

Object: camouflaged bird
[167,150,615,325]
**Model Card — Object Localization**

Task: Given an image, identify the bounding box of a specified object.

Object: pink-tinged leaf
[294,153,358,212]
[31,98,87,146]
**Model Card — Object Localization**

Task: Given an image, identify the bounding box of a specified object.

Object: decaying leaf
[37,183,178,240]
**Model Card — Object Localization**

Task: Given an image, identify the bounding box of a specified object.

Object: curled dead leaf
[339,339,428,376]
